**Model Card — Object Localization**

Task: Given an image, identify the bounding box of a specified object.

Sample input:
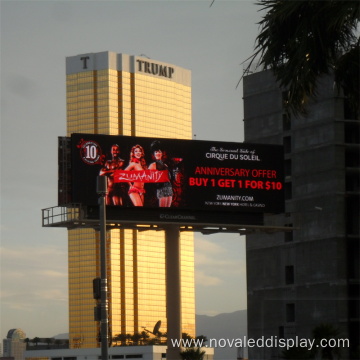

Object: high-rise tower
[243,70,359,359]
[66,52,195,348]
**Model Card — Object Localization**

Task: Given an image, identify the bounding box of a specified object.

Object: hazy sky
[0,0,263,341]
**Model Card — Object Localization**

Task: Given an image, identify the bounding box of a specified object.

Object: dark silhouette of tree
[126,333,132,345]
[24,338,30,350]
[242,1,360,117]
[131,333,142,346]
[32,337,40,349]
[182,333,193,341]
[312,323,342,360]
[140,331,150,345]
[351,346,360,360]
[148,338,157,345]
[281,323,343,360]
[113,334,121,346]
[179,347,206,360]
[54,339,62,349]
[281,346,316,360]
[45,338,52,349]
[118,333,127,346]
[195,335,208,345]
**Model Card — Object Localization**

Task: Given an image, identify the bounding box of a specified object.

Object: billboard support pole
[165,226,182,360]
[97,176,108,360]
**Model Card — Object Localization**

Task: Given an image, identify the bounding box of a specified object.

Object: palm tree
[312,323,342,360]
[45,338,52,349]
[182,332,194,347]
[126,333,132,345]
[32,337,40,349]
[54,339,62,349]
[242,1,360,117]
[195,335,208,346]
[140,331,150,345]
[24,338,30,350]
[179,347,206,360]
[113,334,121,346]
[118,333,127,346]
[131,333,142,346]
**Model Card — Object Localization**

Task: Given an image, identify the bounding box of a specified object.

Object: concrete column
[165,226,182,360]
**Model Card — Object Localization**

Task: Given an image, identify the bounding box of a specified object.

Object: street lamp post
[97,176,108,360]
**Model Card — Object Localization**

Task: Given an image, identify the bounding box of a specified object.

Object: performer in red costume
[125,145,147,206]
[99,144,125,205]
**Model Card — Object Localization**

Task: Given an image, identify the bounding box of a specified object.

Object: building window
[125,356,143,359]
[283,136,291,154]
[344,95,359,120]
[285,182,292,200]
[279,326,285,338]
[285,266,295,284]
[283,114,291,131]
[285,230,293,242]
[344,123,360,143]
[112,356,124,359]
[345,150,360,167]
[282,91,289,108]
[346,174,360,192]
[285,159,292,177]
[286,303,295,322]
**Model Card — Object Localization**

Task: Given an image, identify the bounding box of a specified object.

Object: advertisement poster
[71,133,285,213]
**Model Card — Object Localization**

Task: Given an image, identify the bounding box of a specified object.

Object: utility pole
[97,176,108,360]
[165,226,182,360]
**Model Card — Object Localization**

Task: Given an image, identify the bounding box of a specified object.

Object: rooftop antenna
[139,54,150,59]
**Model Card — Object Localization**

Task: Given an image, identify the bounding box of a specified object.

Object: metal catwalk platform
[42,203,293,235]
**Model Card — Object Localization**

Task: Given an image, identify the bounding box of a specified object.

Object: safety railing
[42,203,85,227]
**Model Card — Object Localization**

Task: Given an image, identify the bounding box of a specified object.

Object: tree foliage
[312,323,342,360]
[45,338,52,349]
[281,346,316,360]
[281,323,343,360]
[32,337,41,349]
[195,335,208,345]
[243,0,360,117]
[179,347,206,360]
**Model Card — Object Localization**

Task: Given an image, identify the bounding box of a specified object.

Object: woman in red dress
[125,145,147,206]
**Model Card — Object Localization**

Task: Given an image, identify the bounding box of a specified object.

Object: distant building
[243,70,359,359]
[23,345,214,360]
[2,329,26,360]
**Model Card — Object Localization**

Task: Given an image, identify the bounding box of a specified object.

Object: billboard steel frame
[42,203,293,234]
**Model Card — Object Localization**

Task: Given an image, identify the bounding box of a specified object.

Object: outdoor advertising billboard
[70,133,284,218]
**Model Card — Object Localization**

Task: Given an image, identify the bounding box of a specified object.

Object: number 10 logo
[80,140,102,165]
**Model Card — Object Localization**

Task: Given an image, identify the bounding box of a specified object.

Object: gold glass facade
[66,58,194,348]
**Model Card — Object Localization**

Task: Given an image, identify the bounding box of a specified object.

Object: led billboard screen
[71,133,284,214]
